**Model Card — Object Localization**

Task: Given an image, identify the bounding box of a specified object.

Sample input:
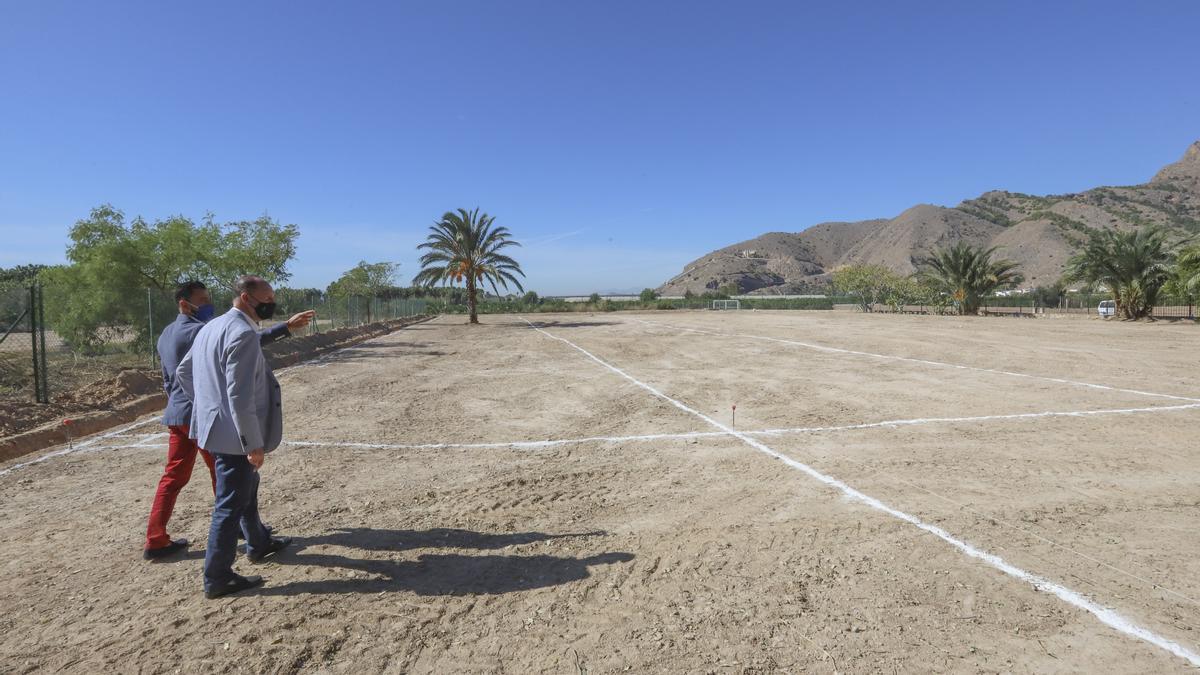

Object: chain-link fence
[1,285,44,405]
[2,285,427,416]
[832,292,1197,318]
[267,290,429,338]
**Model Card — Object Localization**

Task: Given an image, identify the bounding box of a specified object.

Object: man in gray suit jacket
[176,275,295,598]
[144,280,310,560]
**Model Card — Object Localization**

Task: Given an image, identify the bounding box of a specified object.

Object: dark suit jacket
[158,312,290,427]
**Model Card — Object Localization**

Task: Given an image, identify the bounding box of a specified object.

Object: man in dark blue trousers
[177,276,304,598]
[144,279,312,560]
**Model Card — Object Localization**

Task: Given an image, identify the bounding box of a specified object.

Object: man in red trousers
[143,280,312,559]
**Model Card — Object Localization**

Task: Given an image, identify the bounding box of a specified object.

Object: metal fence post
[37,284,48,403]
[29,285,41,403]
[147,288,156,367]
[29,284,49,404]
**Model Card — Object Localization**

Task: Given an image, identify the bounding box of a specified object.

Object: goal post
[711,299,740,310]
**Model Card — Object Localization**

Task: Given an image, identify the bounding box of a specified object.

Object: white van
[1098,300,1116,318]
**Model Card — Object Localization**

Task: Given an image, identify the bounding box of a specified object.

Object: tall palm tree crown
[1163,243,1200,307]
[1064,226,1174,320]
[915,242,1023,316]
[413,208,524,324]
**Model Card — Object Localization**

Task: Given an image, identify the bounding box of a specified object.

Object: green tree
[0,266,48,328]
[413,208,524,324]
[639,288,659,302]
[522,291,540,305]
[832,264,904,313]
[1063,227,1173,320]
[915,243,1023,316]
[884,277,925,313]
[588,292,602,304]
[1031,282,1067,308]
[213,214,300,284]
[0,266,45,328]
[274,287,324,321]
[327,261,398,322]
[0,264,48,289]
[41,205,299,349]
[915,278,953,315]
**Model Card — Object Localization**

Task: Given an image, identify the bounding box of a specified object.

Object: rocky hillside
[658,141,1200,295]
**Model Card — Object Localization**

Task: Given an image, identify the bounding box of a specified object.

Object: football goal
[712,299,741,310]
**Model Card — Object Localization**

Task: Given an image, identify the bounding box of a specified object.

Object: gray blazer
[159,313,290,427]
[175,309,283,455]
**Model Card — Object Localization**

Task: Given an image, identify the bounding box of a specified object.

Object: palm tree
[1164,244,1200,317]
[1063,227,1173,320]
[915,243,1023,316]
[413,208,524,324]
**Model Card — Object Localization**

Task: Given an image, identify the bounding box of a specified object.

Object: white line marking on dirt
[751,403,1200,436]
[128,433,169,447]
[284,429,730,451]
[802,444,1200,608]
[521,316,1200,667]
[0,418,160,477]
[10,403,1200,478]
[282,403,1200,452]
[631,317,1200,404]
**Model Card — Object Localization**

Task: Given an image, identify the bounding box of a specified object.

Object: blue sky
[2,1,1197,294]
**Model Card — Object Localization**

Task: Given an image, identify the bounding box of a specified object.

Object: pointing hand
[286,310,316,331]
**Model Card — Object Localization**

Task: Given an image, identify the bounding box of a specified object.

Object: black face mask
[253,300,277,321]
[247,293,277,321]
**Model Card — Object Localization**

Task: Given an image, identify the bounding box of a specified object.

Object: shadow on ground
[329,341,451,358]
[518,320,622,329]
[251,527,633,597]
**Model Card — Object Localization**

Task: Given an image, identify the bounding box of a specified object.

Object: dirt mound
[0,370,160,439]
[62,369,162,408]
[0,399,67,438]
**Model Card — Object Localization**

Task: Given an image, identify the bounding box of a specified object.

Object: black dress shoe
[204,574,264,599]
[143,538,188,560]
[247,536,292,563]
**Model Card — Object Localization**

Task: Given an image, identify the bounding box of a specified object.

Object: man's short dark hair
[235,275,266,296]
[175,280,207,303]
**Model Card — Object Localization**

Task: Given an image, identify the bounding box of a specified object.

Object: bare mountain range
[658,141,1200,295]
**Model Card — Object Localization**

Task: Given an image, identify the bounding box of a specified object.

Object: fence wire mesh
[1,285,427,438]
[0,285,36,404]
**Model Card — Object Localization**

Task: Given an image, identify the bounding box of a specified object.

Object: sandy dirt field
[1,311,1198,673]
